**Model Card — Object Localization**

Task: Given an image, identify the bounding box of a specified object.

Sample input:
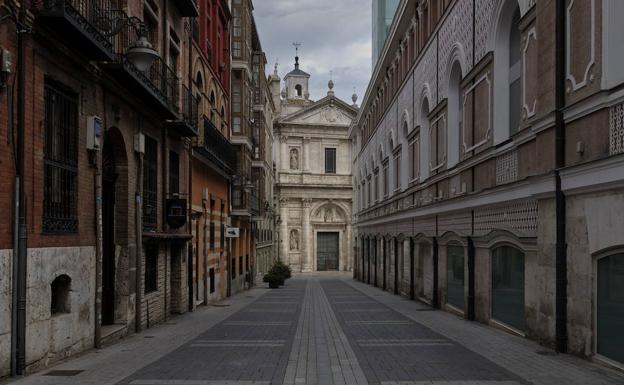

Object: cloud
[253,0,372,105]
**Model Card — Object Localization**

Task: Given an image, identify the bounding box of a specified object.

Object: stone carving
[290,229,299,251]
[324,207,334,222]
[290,148,299,170]
[323,107,337,123]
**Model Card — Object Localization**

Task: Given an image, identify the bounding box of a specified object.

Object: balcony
[174,0,199,17]
[232,188,259,217]
[194,116,237,174]
[166,84,198,138]
[103,16,180,119]
[32,0,115,61]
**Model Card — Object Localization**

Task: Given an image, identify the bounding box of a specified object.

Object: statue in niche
[324,207,334,222]
[290,148,299,170]
[290,229,299,251]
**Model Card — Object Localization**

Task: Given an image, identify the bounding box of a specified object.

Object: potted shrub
[263,272,280,289]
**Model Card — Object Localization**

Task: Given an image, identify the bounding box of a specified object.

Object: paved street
[5,274,623,385]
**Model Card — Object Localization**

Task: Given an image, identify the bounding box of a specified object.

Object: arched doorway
[102,135,118,325]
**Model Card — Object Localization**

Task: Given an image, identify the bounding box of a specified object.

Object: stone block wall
[25,246,95,373]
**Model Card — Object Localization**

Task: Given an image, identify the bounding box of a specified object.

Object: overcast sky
[253,0,372,105]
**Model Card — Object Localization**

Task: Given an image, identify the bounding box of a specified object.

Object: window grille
[43,82,78,233]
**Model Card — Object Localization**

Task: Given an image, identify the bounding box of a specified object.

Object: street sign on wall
[225,226,240,238]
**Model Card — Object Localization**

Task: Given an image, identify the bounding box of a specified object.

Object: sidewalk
[345,278,624,385]
[2,286,270,385]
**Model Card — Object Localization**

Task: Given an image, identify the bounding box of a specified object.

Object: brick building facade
[0,0,199,376]
[352,0,624,369]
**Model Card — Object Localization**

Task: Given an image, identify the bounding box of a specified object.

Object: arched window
[51,274,71,315]
[295,84,302,97]
[447,61,462,168]
[491,245,525,331]
[508,8,522,135]
[419,97,431,181]
[195,71,203,90]
[447,243,465,310]
[493,1,522,143]
[596,252,624,364]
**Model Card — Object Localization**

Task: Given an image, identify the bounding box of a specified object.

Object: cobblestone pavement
[4,274,624,385]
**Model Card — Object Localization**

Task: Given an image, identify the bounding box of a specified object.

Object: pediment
[280,96,357,126]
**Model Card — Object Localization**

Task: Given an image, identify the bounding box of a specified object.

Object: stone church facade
[271,58,359,272]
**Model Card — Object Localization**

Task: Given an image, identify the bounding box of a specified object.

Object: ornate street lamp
[102,14,160,71]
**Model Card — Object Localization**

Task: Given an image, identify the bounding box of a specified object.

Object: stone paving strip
[346,279,624,385]
[129,381,271,385]
[381,381,520,385]
[223,321,292,326]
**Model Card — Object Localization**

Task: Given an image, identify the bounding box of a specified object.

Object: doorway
[317,232,339,271]
[102,138,117,325]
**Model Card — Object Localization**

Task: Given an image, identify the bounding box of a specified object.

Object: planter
[278,278,285,286]
[269,281,280,289]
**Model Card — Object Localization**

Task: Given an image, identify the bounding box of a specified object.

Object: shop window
[51,275,71,315]
[231,257,236,279]
[491,245,525,331]
[597,252,624,364]
[446,244,464,310]
[209,268,215,293]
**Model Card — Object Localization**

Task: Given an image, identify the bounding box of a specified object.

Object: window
[393,152,401,191]
[373,171,379,202]
[209,268,215,293]
[383,161,389,197]
[409,135,420,181]
[232,87,241,113]
[232,8,241,37]
[239,256,243,275]
[43,81,79,233]
[430,114,446,173]
[145,243,159,293]
[169,151,179,195]
[143,136,158,231]
[420,98,431,180]
[509,8,522,135]
[597,252,624,364]
[447,244,465,310]
[210,199,215,250]
[491,245,525,331]
[231,257,236,279]
[325,148,336,174]
[295,84,302,97]
[233,117,241,133]
[51,275,71,315]
[232,41,241,58]
[447,61,462,168]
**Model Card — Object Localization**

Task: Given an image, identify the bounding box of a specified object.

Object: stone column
[302,199,312,272]
[345,224,352,271]
[279,198,289,264]
[280,135,288,172]
[302,137,311,172]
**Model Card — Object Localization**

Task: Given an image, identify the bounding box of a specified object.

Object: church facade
[271,57,359,272]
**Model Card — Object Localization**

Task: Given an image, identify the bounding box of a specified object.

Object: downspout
[187,7,194,313]
[555,0,568,353]
[432,237,439,308]
[14,2,27,375]
[94,153,102,349]
[135,150,144,333]
[162,0,169,322]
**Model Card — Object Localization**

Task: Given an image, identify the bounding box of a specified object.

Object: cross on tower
[292,42,301,56]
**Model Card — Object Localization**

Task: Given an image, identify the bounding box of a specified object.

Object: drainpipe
[14,2,27,375]
[187,6,194,313]
[555,0,568,354]
[409,238,415,300]
[94,156,102,349]
[432,237,439,308]
[136,151,144,333]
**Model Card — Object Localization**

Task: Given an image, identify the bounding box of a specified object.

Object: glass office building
[372,0,400,68]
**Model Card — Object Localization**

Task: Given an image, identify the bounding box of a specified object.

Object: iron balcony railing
[108,11,180,115]
[181,83,199,130]
[202,116,237,173]
[232,188,259,216]
[32,0,116,60]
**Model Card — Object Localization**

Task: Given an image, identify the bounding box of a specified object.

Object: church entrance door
[317,232,339,271]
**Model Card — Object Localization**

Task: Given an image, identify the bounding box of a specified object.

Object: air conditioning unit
[86,116,102,150]
[134,133,145,154]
